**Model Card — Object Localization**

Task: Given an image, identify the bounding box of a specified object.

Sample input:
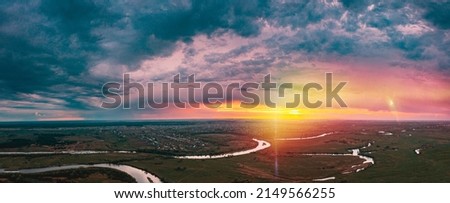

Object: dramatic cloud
[0,0,449,120]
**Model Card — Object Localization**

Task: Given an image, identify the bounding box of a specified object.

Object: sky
[0,0,449,121]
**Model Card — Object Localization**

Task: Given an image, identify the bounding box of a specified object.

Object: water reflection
[174,138,271,159]
[0,164,161,183]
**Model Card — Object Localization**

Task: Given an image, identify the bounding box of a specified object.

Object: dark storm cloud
[108,0,269,65]
[340,0,371,10]
[0,34,55,92]
[0,0,107,94]
[0,0,269,113]
[39,0,119,43]
[416,1,450,29]
[132,0,269,40]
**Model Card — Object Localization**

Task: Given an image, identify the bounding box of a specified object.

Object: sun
[388,99,395,107]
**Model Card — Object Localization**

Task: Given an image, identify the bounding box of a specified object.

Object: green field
[0,120,449,182]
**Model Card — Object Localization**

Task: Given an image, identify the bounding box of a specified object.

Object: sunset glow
[0,1,448,121]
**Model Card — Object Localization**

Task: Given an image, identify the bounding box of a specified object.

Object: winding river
[276,132,375,176]
[313,176,336,182]
[174,138,271,159]
[0,133,375,182]
[0,138,271,182]
[275,132,335,141]
[0,164,161,183]
[301,147,374,174]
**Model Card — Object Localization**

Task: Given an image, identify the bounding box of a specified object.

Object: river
[174,138,271,159]
[0,133,374,182]
[0,164,161,183]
